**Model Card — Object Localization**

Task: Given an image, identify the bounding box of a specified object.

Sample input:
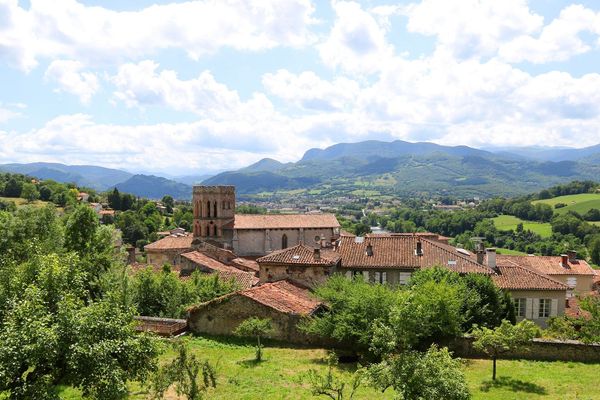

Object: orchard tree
[234,317,273,361]
[472,320,539,380]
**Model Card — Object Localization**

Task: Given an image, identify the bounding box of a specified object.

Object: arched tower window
[214,201,218,218]
[282,234,288,249]
[213,225,218,237]
[205,225,210,237]
[206,201,211,217]
[194,201,199,217]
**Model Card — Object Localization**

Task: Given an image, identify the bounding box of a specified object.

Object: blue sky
[1,0,599,175]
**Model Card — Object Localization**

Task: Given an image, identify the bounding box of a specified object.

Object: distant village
[114,185,598,342]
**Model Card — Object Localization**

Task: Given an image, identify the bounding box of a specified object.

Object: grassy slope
[533,193,600,215]
[54,335,600,400]
[495,247,528,256]
[491,215,552,238]
[0,196,50,208]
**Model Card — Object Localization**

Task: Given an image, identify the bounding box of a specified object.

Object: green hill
[491,215,552,237]
[533,193,600,215]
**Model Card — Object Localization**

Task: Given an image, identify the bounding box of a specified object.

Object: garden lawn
[33,336,600,399]
[491,215,552,238]
[533,193,600,216]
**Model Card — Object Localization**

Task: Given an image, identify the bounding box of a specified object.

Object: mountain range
[3,140,600,199]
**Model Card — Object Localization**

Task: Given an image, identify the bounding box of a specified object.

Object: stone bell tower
[192,186,235,243]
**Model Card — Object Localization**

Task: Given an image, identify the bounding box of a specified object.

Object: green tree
[3,177,22,197]
[64,205,99,254]
[234,317,273,361]
[150,340,216,400]
[579,296,600,343]
[303,352,364,400]
[161,195,174,214]
[472,320,539,380]
[20,182,39,203]
[366,345,470,400]
[588,235,600,265]
[108,188,122,211]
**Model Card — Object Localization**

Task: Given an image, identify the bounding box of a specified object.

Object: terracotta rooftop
[238,280,322,315]
[257,244,340,266]
[492,260,569,291]
[365,232,450,243]
[231,257,260,273]
[337,235,491,274]
[564,294,598,319]
[181,251,258,289]
[144,235,193,251]
[496,255,595,276]
[233,213,340,230]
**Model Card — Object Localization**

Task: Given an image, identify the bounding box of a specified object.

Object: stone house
[144,235,193,266]
[335,235,570,327]
[496,253,595,295]
[187,280,324,344]
[256,244,341,288]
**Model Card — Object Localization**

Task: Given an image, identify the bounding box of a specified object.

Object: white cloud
[44,60,99,104]
[319,1,394,74]
[404,0,543,60]
[262,69,360,111]
[0,0,317,71]
[499,5,600,64]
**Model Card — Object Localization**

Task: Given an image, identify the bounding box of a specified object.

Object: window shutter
[532,298,540,319]
[526,298,533,319]
[375,272,380,283]
[551,299,558,317]
[363,271,369,282]
[382,272,387,284]
[345,271,351,280]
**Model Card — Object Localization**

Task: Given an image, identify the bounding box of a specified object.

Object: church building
[191,185,341,256]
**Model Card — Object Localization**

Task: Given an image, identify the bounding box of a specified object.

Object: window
[374,272,387,284]
[206,201,211,217]
[539,299,551,318]
[566,277,577,288]
[399,272,411,285]
[282,234,288,249]
[213,202,218,217]
[205,225,210,237]
[315,235,321,243]
[213,225,218,236]
[514,298,526,318]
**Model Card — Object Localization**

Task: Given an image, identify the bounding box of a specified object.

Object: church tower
[192,186,235,242]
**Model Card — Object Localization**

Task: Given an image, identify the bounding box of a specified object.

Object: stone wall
[187,294,324,345]
[259,263,335,288]
[449,336,600,362]
[234,228,337,257]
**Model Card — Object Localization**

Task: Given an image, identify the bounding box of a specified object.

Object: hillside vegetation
[491,215,552,238]
[533,193,600,215]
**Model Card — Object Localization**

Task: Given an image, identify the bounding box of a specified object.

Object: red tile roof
[257,244,340,266]
[337,235,491,274]
[233,213,340,230]
[492,260,569,291]
[238,280,322,315]
[144,236,193,251]
[181,251,258,289]
[496,255,595,276]
[231,257,260,273]
[564,294,598,319]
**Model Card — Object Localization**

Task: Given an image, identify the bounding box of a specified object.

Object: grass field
[533,193,600,216]
[491,215,553,238]
[0,196,49,208]
[49,335,600,399]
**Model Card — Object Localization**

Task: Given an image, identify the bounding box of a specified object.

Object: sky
[1,0,600,175]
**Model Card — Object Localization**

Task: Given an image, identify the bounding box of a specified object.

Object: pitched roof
[181,251,258,289]
[492,260,569,291]
[238,280,322,315]
[496,255,595,276]
[337,235,491,274]
[231,257,260,273]
[144,235,193,251]
[257,244,340,266]
[233,213,340,230]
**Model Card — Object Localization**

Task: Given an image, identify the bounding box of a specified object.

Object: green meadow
[491,215,552,238]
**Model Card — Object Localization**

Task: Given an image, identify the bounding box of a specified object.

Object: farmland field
[49,335,600,400]
[533,193,600,216]
[491,215,552,238]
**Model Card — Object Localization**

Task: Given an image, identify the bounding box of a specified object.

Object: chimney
[567,250,577,263]
[366,243,373,256]
[416,240,423,256]
[313,248,321,261]
[486,248,497,270]
[561,254,569,268]
[126,246,136,265]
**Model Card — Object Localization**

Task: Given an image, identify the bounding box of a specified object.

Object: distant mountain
[0,162,133,190]
[239,158,289,173]
[206,140,600,198]
[171,174,215,186]
[485,144,600,162]
[115,175,192,200]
